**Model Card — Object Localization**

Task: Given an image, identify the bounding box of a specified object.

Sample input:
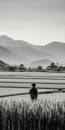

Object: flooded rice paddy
[0,72,65,102]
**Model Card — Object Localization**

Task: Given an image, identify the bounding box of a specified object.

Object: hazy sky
[0,0,65,45]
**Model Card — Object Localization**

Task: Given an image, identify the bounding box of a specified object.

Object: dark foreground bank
[0,99,65,130]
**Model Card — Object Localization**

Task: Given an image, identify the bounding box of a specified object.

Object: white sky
[0,0,65,45]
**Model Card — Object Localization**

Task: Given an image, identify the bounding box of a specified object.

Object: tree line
[0,60,65,72]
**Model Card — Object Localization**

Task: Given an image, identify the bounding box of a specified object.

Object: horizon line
[0,34,65,46]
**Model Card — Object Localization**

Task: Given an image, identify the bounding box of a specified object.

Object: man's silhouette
[29,83,38,101]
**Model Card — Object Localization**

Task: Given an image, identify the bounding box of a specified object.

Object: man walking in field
[29,83,38,101]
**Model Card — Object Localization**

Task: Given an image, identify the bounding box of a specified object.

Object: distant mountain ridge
[36,41,65,63]
[29,59,52,68]
[0,35,65,66]
[0,35,34,47]
[0,45,30,65]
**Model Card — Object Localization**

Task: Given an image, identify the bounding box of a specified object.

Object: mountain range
[0,35,65,67]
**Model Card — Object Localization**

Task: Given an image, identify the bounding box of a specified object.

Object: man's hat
[32,83,36,87]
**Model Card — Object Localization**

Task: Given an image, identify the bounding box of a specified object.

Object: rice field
[0,72,65,101]
[0,72,65,130]
[0,99,65,130]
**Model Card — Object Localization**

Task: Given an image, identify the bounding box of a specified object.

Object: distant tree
[50,62,55,69]
[50,62,58,71]
[57,66,63,71]
[8,66,15,72]
[20,64,24,67]
[29,67,32,72]
[37,66,43,71]
[19,64,27,71]
[13,65,18,71]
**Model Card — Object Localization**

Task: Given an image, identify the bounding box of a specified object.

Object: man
[29,83,38,101]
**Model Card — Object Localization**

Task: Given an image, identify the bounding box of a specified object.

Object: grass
[0,99,65,130]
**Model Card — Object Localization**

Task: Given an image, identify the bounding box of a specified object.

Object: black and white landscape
[0,0,65,130]
[0,35,65,67]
